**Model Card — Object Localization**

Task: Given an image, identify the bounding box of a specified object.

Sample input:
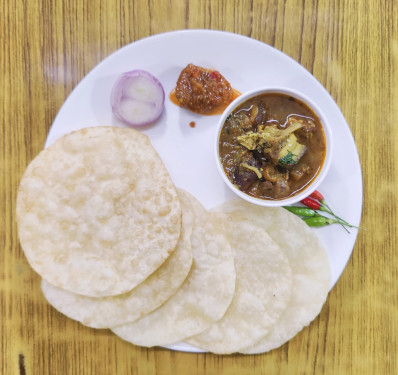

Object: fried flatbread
[16,127,181,297]
[111,189,236,347]
[187,212,292,354]
[41,190,193,328]
[213,200,330,354]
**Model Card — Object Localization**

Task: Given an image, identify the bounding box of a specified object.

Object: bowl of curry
[216,87,333,206]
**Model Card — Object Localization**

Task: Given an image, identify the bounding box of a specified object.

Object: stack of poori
[16,126,330,354]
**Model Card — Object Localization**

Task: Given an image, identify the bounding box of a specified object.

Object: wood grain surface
[1,0,397,374]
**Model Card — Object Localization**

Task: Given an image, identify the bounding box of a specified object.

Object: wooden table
[1,1,397,374]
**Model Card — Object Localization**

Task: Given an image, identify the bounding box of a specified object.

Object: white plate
[46,29,363,353]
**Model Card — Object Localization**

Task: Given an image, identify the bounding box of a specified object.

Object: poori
[111,189,236,347]
[40,190,193,328]
[186,213,292,354]
[16,126,181,297]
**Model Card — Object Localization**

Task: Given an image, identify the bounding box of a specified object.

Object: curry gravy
[218,93,326,200]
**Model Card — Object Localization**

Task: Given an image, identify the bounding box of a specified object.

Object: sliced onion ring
[111,70,165,127]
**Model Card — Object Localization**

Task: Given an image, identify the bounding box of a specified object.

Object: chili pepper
[309,190,331,212]
[309,190,334,215]
[301,196,339,218]
[302,214,361,230]
[309,190,325,202]
[301,197,321,210]
[302,216,340,227]
[301,196,350,232]
[307,193,351,224]
[283,206,318,217]
[286,190,364,232]
[300,211,349,232]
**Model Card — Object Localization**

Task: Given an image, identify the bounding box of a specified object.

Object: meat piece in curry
[218,93,326,200]
[174,64,234,114]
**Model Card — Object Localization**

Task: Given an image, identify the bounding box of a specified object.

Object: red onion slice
[111,70,165,127]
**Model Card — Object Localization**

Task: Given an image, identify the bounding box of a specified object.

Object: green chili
[305,192,351,226]
[302,215,362,230]
[284,197,364,232]
[302,216,339,227]
[283,206,318,217]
